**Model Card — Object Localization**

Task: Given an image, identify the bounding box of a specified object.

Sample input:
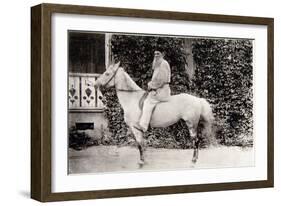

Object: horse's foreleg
[137,141,145,163]
[130,126,145,165]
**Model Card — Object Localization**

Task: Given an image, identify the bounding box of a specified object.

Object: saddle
[138,88,170,111]
[139,82,170,110]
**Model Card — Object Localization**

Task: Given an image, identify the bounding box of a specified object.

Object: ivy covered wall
[100,35,253,148]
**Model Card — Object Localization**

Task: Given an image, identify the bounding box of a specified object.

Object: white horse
[94,62,216,165]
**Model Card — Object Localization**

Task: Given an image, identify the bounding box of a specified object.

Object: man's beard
[152,57,163,70]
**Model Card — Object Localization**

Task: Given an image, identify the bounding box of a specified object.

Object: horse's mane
[117,68,143,91]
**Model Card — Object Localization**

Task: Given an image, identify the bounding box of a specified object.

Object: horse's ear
[113,61,121,70]
[112,61,120,71]
[106,64,113,71]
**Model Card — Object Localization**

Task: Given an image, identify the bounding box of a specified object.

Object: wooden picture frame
[31,3,274,202]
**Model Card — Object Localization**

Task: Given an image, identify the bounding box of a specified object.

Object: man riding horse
[94,48,215,164]
[135,47,171,132]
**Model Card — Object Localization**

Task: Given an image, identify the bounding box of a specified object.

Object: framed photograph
[31,3,274,202]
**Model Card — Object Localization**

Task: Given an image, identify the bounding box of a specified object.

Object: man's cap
[154,46,164,54]
[154,38,166,53]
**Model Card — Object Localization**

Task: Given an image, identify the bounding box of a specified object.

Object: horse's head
[94,62,120,89]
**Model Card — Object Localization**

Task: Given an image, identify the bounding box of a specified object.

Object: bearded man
[135,48,171,132]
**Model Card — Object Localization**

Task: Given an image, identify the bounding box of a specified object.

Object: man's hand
[147,81,152,90]
[150,90,156,96]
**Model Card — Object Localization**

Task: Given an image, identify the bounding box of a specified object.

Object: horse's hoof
[138,160,145,168]
[192,158,197,164]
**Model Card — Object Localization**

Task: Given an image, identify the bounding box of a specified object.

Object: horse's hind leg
[192,136,200,163]
[186,123,199,163]
[130,126,145,166]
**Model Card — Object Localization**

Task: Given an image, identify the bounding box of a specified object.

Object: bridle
[103,66,120,88]
[102,66,142,92]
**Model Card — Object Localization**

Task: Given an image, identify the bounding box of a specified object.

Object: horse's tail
[200,99,217,146]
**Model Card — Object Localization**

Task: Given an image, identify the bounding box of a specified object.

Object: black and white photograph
[67,31,254,174]
[29,2,274,202]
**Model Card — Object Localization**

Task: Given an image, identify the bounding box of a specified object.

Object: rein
[104,67,142,92]
[116,88,142,92]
